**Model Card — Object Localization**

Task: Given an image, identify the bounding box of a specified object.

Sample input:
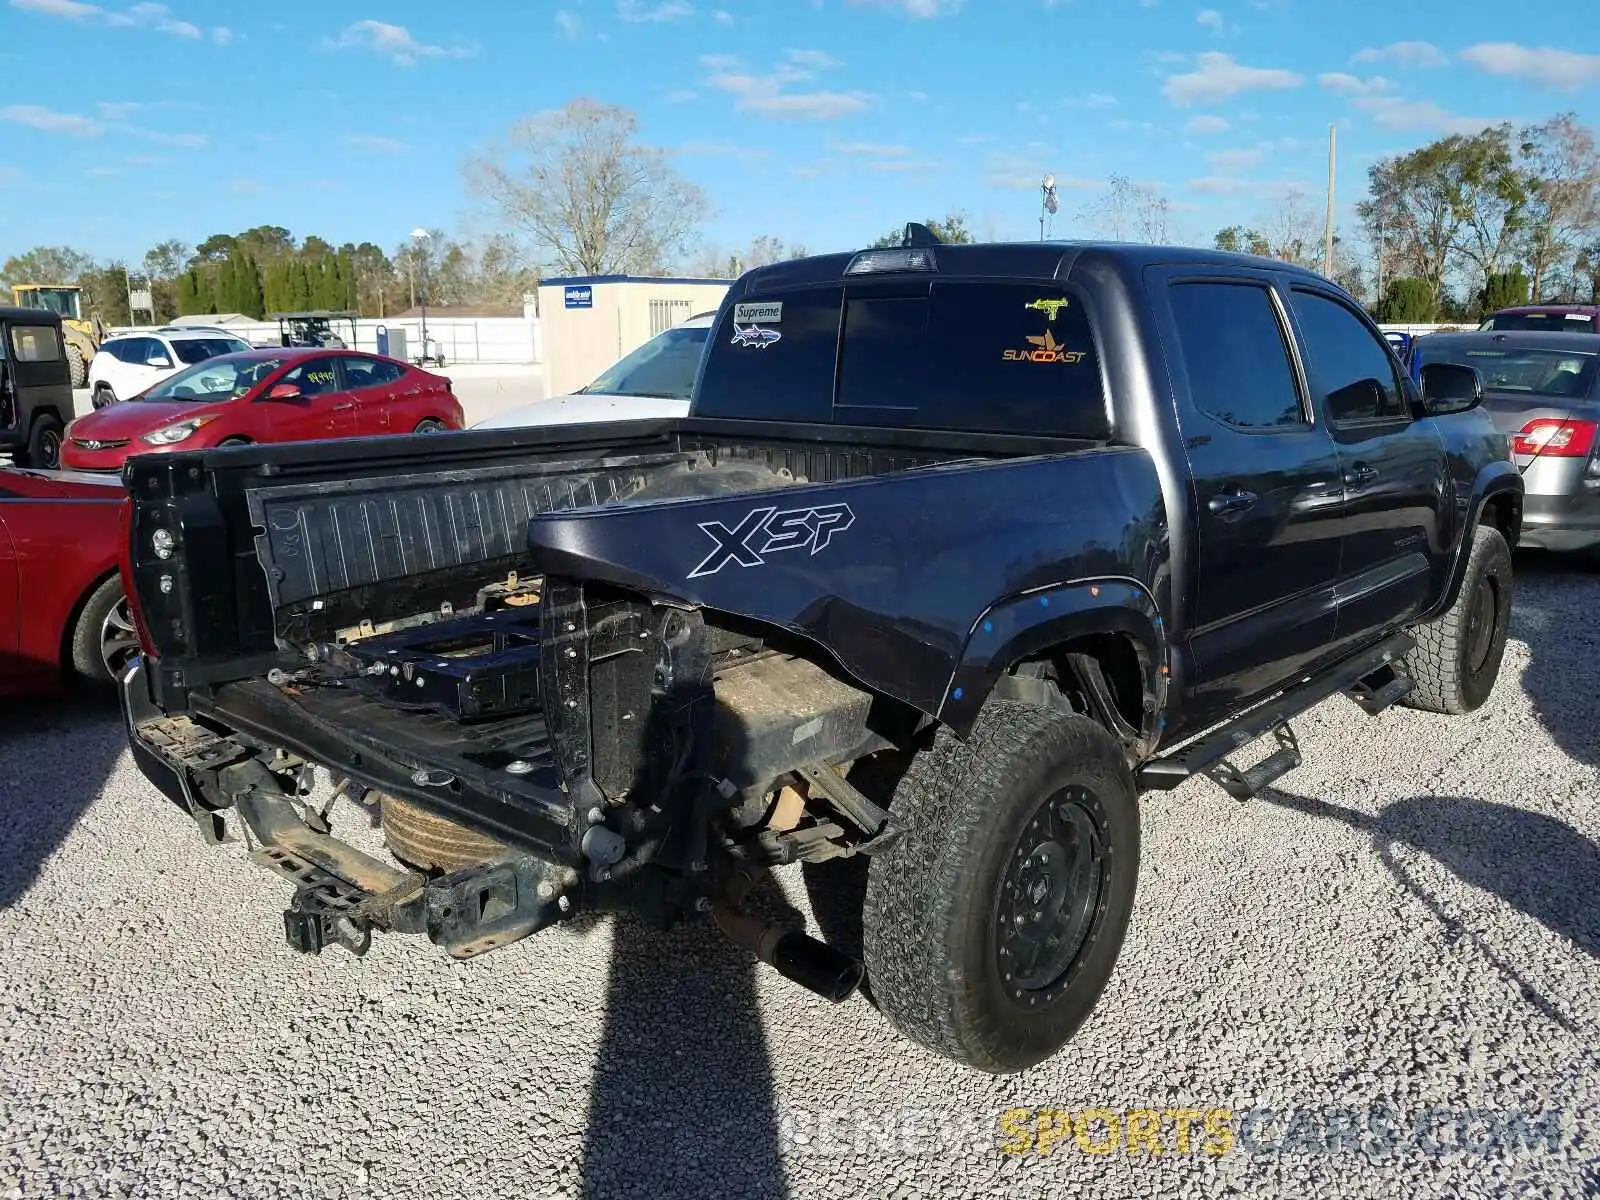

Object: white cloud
[1186,175,1311,197]
[10,0,100,18]
[345,133,409,153]
[831,140,910,156]
[1069,92,1119,109]
[210,24,230,43]
[844,0,963,15]
[1460,43,1600,91]
[1196,8,1224,33]
[1350,41,1447,69]
[864,158,942,172]
[702,49,873,120]
[1163,53,1303,106]
[1350,96,1504,135]
[617,0,694,21]
[330,20,474,65]
[1184,114,1229,133]
[555,9,581,37]
[106,3,199,37]
[0,104,102,136]
[1209,148,1265,169]
[138,128,206,147]
[1317,72,1392,97]
[712,8,733,21]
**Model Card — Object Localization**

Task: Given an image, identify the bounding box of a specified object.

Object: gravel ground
[3,558,1599,1200]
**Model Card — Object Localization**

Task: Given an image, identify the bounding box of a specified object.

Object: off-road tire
[66,345,87,389]
[1402,524,1512,715]
[19,413,63,469]
[862,702,1140,1074]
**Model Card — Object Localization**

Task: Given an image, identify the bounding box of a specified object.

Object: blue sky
[1,0,1596,268]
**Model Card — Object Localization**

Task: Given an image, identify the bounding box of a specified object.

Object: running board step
[1346,661,1415,715]
[1205,723,1300,801]
[1138,631,1415,796]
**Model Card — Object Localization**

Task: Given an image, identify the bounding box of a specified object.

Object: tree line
[0,226,541,327]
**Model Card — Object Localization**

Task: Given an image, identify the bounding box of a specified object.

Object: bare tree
[1084,175,1173,243]
[465,99,710,277]
[1518,114,1600,300]
[1259,190,1326,268]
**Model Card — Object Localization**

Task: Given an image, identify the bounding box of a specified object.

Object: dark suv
[0,306,74,468]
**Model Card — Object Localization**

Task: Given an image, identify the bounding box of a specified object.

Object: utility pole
[1323,123,1337,279]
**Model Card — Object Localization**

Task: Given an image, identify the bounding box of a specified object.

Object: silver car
[1414,330,1600,552]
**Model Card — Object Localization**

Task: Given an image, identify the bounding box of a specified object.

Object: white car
[87,327,253,409]
[472,312,714,430]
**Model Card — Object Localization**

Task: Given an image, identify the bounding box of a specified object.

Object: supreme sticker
[734,301,783,324]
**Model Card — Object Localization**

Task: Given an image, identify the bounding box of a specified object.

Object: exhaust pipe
[711,882,863,1003]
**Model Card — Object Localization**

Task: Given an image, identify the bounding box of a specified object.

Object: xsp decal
[687,503,856,579]
[731,324,782,349]
[1025,297,1071,321]
[1002,329,1087,364]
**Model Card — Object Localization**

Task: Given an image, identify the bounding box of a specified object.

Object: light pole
[1040,174,1059,242]
[411,227,431,363]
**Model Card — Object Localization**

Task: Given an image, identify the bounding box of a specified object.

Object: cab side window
[1168,281,1305,429]
[1290,289,1407,424]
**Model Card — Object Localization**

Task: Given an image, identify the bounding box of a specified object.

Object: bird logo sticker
[1003,328,1087,364]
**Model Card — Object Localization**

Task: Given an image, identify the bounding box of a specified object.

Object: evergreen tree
[178,270,201,315]
[216,255,238,314]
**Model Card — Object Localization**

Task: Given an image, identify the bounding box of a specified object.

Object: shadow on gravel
[0,691,126,909]
[578,896,793,1199]
[1509,551,1600,767]
[1266,788,1600,1030]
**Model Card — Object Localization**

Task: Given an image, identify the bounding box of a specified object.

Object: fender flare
[1428,461,1523,621]
[937,578,1170,741]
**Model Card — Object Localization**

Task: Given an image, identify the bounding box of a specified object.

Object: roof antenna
[901,222,942,248]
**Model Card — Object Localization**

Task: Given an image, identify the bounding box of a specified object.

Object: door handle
[331,402,355,412]
[1343,463,1378,486]
[1208,487,1258,516]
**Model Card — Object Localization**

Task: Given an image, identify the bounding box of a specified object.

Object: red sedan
[0,467,131,695]
[61,347,463,471]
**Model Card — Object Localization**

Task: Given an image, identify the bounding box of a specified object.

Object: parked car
[120,236,1519,1075]
[472,312,713,430]
[1479,304,1600,334]
[0,466,130,693]
[1415,329,1599,553]
[62,347,463,472]
[88,327,254,409]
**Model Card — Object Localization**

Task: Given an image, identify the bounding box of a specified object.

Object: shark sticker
[731,324,782,349]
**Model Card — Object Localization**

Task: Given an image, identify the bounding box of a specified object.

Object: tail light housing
[1512,418,1598,458]
[116,496,157,658]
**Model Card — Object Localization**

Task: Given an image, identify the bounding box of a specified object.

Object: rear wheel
[18,414,63,470]
[1403,524,1512,715]
[862,702,1140,1073]
[414,418,448,433]
[70,575,139,687]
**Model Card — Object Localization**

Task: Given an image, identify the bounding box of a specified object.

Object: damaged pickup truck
[119,234,1522,1073]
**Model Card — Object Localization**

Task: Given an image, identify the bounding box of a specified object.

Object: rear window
[1417,342,1598,398]
[1481,312,1599,333]
[172,338,247,364]
[694,280,1107,438]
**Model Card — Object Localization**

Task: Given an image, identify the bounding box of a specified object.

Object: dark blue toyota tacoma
[118,233,1522,1073]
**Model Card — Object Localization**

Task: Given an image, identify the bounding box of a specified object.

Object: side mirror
[1419,362,1482,416]
[266,382,303,401]
[149,355,173,369]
